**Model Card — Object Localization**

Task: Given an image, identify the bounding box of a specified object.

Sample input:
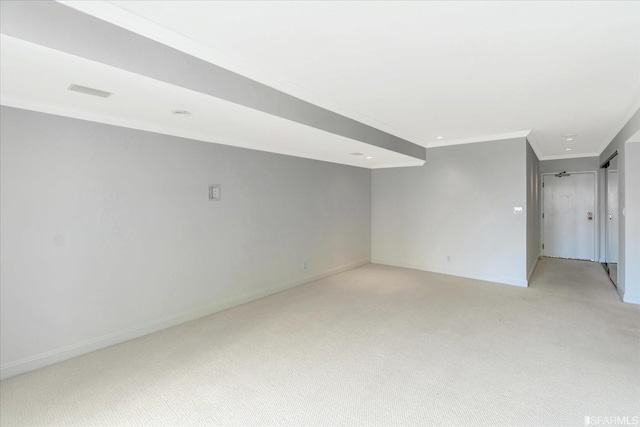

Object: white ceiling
[0,35,422,169]
[3,1,640,164]
[62,0,640,160]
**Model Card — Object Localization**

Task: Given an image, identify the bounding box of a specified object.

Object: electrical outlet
[513,207,523,215]
[209,184,221,201]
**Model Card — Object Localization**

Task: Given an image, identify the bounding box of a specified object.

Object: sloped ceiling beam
[0,0,426,162]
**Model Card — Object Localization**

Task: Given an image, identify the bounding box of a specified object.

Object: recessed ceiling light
[350,152,364,156]
[436,136,444,140]
[566,148,573,151]
[172,110,191,116]
[68,84,112,98]
[365,156,373,159]
[565,137,574,141]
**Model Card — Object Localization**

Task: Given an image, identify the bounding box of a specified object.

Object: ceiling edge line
[426,130,531,148]
[1,0,426,162]
[596,96,640,156]
[58,0,429,149]
[0,97,380,169]
[539,152,601,161]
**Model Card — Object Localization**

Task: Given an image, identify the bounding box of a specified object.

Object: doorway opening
[541,171,597,261]
[601,153,619,288]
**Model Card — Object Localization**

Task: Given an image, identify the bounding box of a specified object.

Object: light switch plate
[514,207,523,215]
[209,184,221,201]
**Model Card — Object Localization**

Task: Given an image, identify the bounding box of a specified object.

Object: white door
[542,172,596,260]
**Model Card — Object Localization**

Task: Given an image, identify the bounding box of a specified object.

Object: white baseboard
[0,259,370,380]
[371,259,528,288]
[527,256,540,285]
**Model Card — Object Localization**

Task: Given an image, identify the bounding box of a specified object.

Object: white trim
[0,259,370,380]
[623,292,640,305]
[372,160,425,169]
[541,171,598,261]
[525,131,543,160]
[527,256,540,284]
[625,130,640,144]
[596,97,640,156]
[603,166,617,267]
[370,260,528,288]
[425,130,531,148]
[594,169,601,263]
[539,152,600,161]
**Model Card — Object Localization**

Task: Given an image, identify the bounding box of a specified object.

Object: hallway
[529,257,621,303]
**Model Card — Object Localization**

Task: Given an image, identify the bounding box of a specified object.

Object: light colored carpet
[1,259,639,426]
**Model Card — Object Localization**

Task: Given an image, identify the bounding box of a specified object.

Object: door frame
[605,169,618,266]
[540,170,598,261]
[601,152,619,287]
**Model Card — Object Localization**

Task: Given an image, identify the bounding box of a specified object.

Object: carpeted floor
[1,258,639,426]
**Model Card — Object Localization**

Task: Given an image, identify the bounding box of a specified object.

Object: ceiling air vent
[67,84,112,98]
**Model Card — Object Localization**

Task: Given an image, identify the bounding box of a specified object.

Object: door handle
[588,212,593,220]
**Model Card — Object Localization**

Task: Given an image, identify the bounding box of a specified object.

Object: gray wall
[526,141,541,279]
[372,138,529,287]
[0,106,372,378]
[599,107,640,303]
[625,142,640,303]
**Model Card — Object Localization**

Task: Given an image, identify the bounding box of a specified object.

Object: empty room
[1,1,639,426]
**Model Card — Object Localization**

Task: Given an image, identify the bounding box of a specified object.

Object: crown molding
[538,152,600,161]
[372,160,426,169]
[626,129,640,143]
[596,95,640,155]
[524,130,543,159]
